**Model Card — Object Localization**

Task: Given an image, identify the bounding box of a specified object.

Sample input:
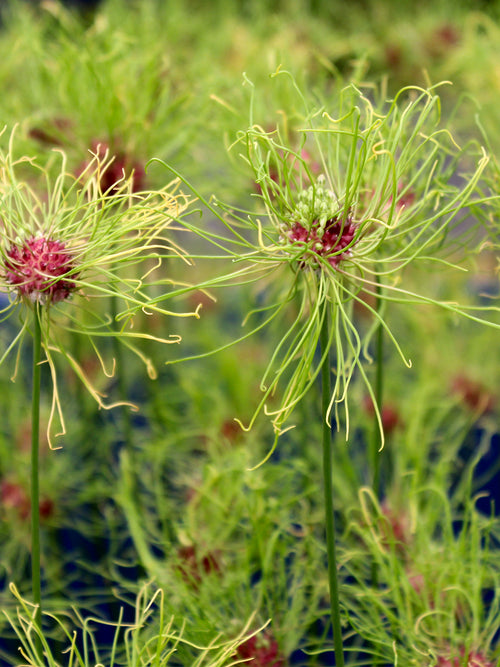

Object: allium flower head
[4,236,78,304]
[0,128,195,444]
[157,76,499,449]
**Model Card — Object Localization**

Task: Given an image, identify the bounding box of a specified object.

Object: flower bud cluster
[293,177,338,234]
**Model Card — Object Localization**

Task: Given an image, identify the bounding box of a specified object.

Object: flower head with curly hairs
[155,75,498,455]
[0,128,196,444]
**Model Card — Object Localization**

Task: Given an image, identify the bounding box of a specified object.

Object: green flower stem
[371,276,384,498]
[320,303,344,667]
[370,278,385,609]
[31,303,43,646]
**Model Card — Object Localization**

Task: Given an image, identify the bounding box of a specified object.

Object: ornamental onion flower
[4,236,79,305]
[156,75,498,450]
[0,127,196,445]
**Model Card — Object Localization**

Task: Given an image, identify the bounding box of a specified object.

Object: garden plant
[0,1,499,666]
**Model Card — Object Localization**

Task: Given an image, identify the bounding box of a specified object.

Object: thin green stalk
[31,303,43,650]
[370,277,385,619]
[371,276,385,498]
[320,303,344,667]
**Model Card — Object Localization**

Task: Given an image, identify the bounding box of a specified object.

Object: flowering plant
[0,128,195,444]
[159,75,497,449]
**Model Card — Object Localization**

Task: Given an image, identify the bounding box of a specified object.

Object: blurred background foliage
[0,1,498,665]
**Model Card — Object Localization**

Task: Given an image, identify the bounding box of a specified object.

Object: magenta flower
[4,237,79,305]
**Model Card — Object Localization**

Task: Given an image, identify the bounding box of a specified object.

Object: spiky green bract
[0,129,195,446]
[155,74,497,454]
